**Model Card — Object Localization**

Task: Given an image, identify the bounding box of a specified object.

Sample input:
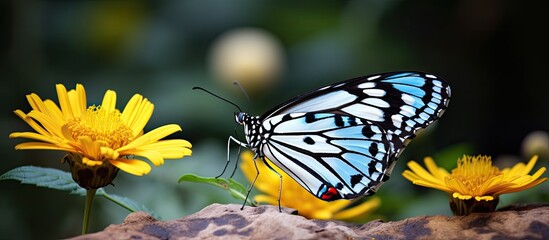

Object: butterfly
[219,71,451,203]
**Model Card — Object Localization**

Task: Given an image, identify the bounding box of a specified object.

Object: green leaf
[0,166,82,193]
[1,166,160,218]
[178,173,256,206]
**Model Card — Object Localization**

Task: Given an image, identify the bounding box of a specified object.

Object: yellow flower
[240,151,380,222]
[403,155,547,215]
[10,84,192,188]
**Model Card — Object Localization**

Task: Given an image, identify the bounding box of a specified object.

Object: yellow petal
[254,194,279,206]
[75,136,106,160]
[43,99,66,126]
[130,97,154,136]
[529,167,547,181]
[424,157,450,179]
[508,175,536,186]
[402,170,421,182]
[24,93,42,112]
[502,155,538,177]
[446,178,470,195]
[310,209,334,220]
[25,93,48,113]
[137,139,192,158]
[319,199,352,213]
[76,84,87,115]
[100,147,120,159]
[502,163,525,177]
[158,147,192,159]
[13,110,51,137]
[403,165,449,192]
[82,156,103,167]
[406,160,443,184]
[9,131,59,144]
[109,158,151,176]
[120,94,154,136]
[333,197,381,221]
[484,181,516,195]
[453,192,472,200]
[13,142,74,151]
[67,86,86,117]
[508,178,547,193]
[125,149,164,166]
[101,90,117,112]
[26,111,63,137]
[520,155,538,175]
[147,139,192,149]
[117,124,182,151]
[410,179,453,192]
[474,196,494,201]
[493,175,547,195]
[56,84,75,119]
[120,94,142,129]
[402,170,442,188]
[474,175,503,196]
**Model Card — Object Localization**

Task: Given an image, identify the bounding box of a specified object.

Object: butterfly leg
[229,144,242,178]
[241,154,261,210]
[217,136,248,178]
[228,127,245,178]
[261,158,283,212]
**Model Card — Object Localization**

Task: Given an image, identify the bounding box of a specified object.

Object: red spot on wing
[320,186,341,201]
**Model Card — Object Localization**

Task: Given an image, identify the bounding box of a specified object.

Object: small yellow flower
[10,84,192,188]
[403,155,547,215]
[240,151,380,222]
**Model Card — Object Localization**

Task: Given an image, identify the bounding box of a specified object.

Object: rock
[72,203,549,240]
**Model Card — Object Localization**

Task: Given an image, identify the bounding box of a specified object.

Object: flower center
[450,155,501,191]
[65,106,134,149]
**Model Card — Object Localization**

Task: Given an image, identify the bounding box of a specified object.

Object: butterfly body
[233,71,451,201]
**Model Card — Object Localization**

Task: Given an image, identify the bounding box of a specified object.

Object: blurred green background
[1,1,548,239]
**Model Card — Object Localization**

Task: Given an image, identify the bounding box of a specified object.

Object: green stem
[82,188,97,235]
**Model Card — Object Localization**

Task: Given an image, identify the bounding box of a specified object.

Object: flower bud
[64,153,119,189]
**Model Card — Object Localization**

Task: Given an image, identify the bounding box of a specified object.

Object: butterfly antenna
[233,81,250,102]
[192,87,243,112]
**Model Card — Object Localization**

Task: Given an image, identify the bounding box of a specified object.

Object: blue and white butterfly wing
[261,71,451,157]
[244,71,450,201]
[260,113,394,200]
